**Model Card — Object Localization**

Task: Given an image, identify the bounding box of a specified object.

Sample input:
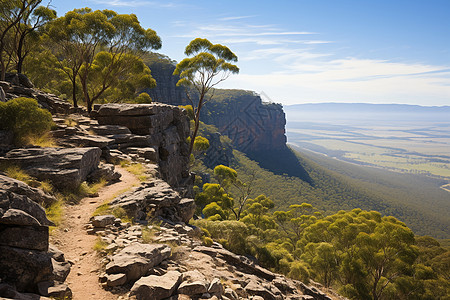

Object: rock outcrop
[90,103,191,188]
[1,73,71,114]
[0,175,71,298]
[143,53,187,106]
[0,147,102,190]
[141,56,288,153]
[109,179,196,224]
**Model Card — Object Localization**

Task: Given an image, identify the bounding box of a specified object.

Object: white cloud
[222,58,450,106]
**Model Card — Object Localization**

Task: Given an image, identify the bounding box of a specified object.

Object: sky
[52,0,450,106]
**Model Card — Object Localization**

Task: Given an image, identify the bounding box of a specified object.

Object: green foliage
[180,104,194,120]
[0,97,53,145]
[203,202,227,220]
[195,183,233,217]
[288,260,310,283]
[193,187,449,299]
[43,8,161,110]
[192,219,249,255]
[193,136,210,153]
[134,92,152,104]
[0,0,54,79]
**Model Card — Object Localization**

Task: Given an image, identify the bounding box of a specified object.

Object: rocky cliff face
[144,55,288,153]
[202,91,287,152]
[143,54,187,106]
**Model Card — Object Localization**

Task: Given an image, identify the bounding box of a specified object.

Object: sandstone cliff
[143,55,288,153]
[201,89,287,152]
[143,53,187,106]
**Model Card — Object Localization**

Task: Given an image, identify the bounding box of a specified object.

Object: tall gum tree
[173,38,239,155]
[0,0,44,80]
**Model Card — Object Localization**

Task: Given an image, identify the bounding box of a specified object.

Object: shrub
[134,92,152,104]
[0,97,54,145]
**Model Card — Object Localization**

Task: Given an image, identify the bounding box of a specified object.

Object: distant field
[285,106,450,179]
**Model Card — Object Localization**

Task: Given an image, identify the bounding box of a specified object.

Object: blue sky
[53,0,450,106]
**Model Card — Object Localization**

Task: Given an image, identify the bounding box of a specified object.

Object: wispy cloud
[223,57,450,105]
[168,12,450,105]
[219,15,256,21]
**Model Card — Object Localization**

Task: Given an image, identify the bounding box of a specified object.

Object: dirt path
[52,166,139,300]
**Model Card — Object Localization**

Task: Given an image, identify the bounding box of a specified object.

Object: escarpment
[201,91,287,152]
[0,76,337,300]
[142,57,288,154]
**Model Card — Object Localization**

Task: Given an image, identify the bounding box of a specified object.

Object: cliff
[143,53,187,106]
[143,54,288,153]
[202,89,287,152]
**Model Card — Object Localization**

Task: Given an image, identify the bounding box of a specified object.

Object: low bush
[0,97,54,145]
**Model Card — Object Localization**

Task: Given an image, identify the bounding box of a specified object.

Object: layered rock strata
[90,103,191,188]
[0,175,71,298]
[0,73,71,114]
[202,93,287,152]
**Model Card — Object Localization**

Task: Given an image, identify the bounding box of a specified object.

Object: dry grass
[45,200,63,234]
[64,118,78,127]
[24,132,58,147]
[2,165,33,185]
[124,162,148,182]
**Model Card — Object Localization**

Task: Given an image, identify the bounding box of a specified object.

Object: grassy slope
[232,147,450,239]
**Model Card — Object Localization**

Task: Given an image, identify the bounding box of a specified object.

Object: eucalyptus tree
[46,8,114,107]
[173,38,239,155]
[47,8,161,110]
[0,0,43,80]
[10,4,55,74]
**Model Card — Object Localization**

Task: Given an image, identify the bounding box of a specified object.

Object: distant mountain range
[285,102,450,113]
[284,103,450,123]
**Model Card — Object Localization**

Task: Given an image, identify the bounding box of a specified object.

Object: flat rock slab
[90,215,116,228]
[1,147,101,190]
[130,270,182,300]
[0,225,48,251]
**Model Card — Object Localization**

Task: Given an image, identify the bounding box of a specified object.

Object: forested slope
[231,147,450,239]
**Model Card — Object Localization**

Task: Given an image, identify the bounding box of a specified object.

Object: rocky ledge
[91,103,191,189]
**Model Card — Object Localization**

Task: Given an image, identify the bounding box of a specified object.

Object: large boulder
[0,245,54,292]
[109,179,195,223]
[0,175,71,293]
[0,174,57,208]
[105,243,171,283]
[194,246,276,281]
[0,147,102,190]
[130,270,182,300]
